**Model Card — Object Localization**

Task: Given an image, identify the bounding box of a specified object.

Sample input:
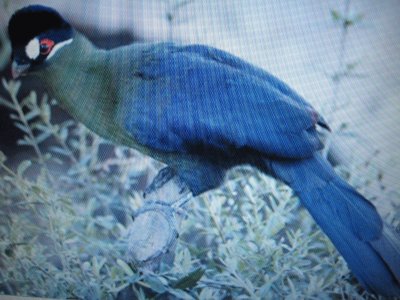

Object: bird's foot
[144,166,176,197]
[143,166,190,204]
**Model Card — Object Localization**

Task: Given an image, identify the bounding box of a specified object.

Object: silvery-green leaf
[171,267,205,290]
[0,151,6,164]
[35,131,52,144]
[25,109,40,122]
[13,122,30,134]
[21,91,37,107]
[143,274,167,293]
[0,97,14,110]
[17,160,32,177]
[116,259,134,276]
[50,146,70,156]
[17,136,32,146]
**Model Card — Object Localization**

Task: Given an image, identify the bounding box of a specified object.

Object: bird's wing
[170,44,329,129]
[175,45,312,109]
[118,43,326,159]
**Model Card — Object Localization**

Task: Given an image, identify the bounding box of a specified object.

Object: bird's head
[8,5,73,79]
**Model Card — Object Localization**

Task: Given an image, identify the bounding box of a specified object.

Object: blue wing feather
[177,44,315,109]
[119,43,324,158]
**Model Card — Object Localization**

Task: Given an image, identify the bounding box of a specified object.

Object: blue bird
[8,5,400,296]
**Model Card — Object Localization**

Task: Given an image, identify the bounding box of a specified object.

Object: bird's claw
[143,166,177,198]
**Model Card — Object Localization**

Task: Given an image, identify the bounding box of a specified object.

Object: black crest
[8,5,71,48]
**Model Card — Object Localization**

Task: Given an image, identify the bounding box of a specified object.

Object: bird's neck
[38,32,123,142]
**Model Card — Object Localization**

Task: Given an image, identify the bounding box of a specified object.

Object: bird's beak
[11,60,30,79]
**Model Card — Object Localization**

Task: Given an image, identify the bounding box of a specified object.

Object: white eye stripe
[24,37,73,61]
[25,38,40,60]
[46,38,73,60]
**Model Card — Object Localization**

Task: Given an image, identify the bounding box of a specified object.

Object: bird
[8,5,400,296]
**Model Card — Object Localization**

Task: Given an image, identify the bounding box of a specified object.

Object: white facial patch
[46,38,73,60]
[25,38,40,60]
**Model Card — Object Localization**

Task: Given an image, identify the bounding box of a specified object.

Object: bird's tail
[267,153,400,296]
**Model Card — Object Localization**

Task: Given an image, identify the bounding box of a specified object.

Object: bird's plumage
[8,5,400,296]
[269,154,400,295]
[119,44,325,158]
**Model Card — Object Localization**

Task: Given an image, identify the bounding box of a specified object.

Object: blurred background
[0,1,399,299]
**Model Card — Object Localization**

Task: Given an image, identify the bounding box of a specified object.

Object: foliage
[0,79,390,299]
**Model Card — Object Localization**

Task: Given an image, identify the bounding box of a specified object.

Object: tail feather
[371,224,400,282]
[268,153,400,296]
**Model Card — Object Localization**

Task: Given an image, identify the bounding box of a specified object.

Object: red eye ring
[40,39,55,55]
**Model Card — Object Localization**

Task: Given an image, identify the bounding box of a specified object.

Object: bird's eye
[40,39,55,55]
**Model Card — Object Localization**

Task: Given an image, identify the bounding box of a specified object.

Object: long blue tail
[268,153,400,296]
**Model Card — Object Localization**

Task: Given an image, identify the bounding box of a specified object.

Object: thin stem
[78,124,86,161]
[203,194,227,244]
[0,161,31,203]
[323,0,351,158]
[42,117,78,164]
[331,0,351,114]
[89,134,100,169]
[166,0,196,40]
[10,92,45,165]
